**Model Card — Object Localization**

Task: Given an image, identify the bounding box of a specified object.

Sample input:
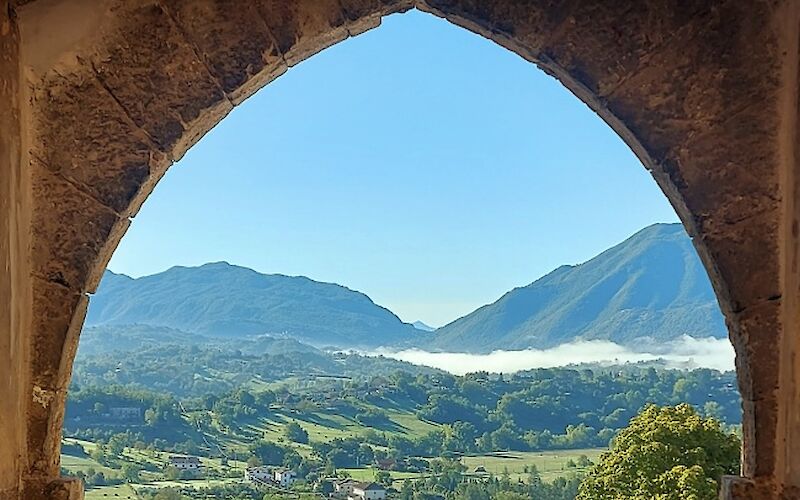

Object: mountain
[426,223,727,352]
[412,321,436,332]
[85,262,421,348]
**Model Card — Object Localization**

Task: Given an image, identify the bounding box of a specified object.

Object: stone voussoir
[31,162,125,293]
[253,0,349,66]
[31,66,154,214]
[160,0,285,97]
[87,1,228,153]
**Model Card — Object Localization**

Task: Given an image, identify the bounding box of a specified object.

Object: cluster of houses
[167,455,389,499]
[244,466,298,488]
[332,479,387,500]
[242,465,387,500]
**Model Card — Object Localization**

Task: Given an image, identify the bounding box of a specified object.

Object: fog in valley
[371,335,735,375]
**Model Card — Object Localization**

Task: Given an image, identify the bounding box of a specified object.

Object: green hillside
[87,224,725,354]
[428,223,726,352]
[86,262,422,348]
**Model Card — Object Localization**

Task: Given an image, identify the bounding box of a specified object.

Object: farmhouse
[274,468,298,487]
[167,455,201,471]
[350,482,387,500]
[334,479,358,497]
[245,466,271,483]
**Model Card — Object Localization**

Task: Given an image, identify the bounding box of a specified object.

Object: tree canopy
[577,404,740,500]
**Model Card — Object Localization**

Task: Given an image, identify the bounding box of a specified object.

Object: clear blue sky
[107,10,679,327]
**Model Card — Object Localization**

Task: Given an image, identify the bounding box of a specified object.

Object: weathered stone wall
[0,0,798,498]
[0,1,28,497]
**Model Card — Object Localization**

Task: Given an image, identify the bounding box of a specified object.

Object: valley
[62,223,741,499]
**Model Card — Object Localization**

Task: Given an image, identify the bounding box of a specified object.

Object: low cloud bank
[372,336,734,375]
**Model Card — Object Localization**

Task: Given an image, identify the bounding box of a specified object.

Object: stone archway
[0,0,798,498]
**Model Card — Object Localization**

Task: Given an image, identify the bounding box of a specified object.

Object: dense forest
[66,362,740,457]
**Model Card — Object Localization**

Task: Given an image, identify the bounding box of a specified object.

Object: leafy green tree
[89,446,106,465]
[375,470,392,486]
[107,433,127,456]
[249,440,291,466]
[121,462,140,482]
[164,466,181,481]
[284,422,309,444]
[577,404,740,500]
[456,483,489,500]
[577,455,592,468]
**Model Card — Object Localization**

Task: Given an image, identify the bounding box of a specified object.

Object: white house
[274,468,298,487]
[350,482,386,500]
[168,455,201,471]
[245,466,271,483]
[335,479,358,497]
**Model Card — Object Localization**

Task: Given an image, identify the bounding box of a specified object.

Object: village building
[350,482,387,500]
[167,455,201,472]
[274,468,298,487]
[334,479,358,497]
[245,466,272,483]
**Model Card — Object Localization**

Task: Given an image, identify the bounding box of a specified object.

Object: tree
[89,446,106,465]
[121,462,140,482]
[249,440,290,465]
[284,422,309,444]
[577,404,740,500]
[164,466,181,481]
[375,470,392,486]
[107,433,127,456]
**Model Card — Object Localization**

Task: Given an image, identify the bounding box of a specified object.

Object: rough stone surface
[30,163,126,293]
[2,1,799,498]
[160,0,287,103]
[0,2,27,496]
[88,2,229,153]
[31,69,154,214]
[253,0,347,65]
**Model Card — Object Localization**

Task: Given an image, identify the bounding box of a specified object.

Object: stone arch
[1,0,797,498]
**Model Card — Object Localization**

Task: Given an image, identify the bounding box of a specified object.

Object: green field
[83,483,138,500]
[212,403,443,457]
[461,449,605,482]
[336,448,605,486]
[62,397,606,498]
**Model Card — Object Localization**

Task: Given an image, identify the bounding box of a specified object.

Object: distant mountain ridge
[88,223,727,354]
[426,223,727,352]
[412,321,436,332]
[86,262,421,348]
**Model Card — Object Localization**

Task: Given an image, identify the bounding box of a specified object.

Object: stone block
[253,0,348,66]
[163,0,286,98]
[89,2,228,152]
[31,164,126,292]
[31,68,153,214]
[605,1,779,161]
